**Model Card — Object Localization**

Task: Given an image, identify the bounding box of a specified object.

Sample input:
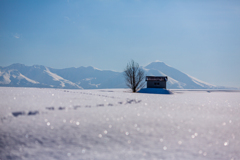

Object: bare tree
[124,60,145,92]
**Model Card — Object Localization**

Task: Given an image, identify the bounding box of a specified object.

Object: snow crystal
[178,141,182,145]
[163,146,167,150]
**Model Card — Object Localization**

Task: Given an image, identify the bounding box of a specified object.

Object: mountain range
[0,61,226,89]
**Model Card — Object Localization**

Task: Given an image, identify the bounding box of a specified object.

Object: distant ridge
[0,62,230,89]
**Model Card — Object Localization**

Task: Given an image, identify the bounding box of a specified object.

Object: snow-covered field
[0,87,240,160]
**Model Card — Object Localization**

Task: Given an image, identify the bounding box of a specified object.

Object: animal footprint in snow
[58,107,65,110]
[12,111,26,117]
[125,99,142,104]
[46,107,54,110]
[73,105,81,109]
[12,110,39,117]
[28,111,39,116]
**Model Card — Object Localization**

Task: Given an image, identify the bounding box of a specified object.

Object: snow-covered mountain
[143,61,218,89]
[0,63,83,89]
[0,63,125,89]
[0,62,226,89]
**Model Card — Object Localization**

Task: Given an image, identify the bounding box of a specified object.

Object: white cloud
[14,33,20,39]
[64,16,70,21]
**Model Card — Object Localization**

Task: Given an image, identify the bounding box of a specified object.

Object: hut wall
[147,81,166,89]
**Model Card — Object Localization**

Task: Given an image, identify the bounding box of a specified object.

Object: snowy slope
[0,69,41,87]
[0,87,240,160]
[44,67,82,89]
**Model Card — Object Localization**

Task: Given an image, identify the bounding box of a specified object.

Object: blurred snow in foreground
[0,87,240,160]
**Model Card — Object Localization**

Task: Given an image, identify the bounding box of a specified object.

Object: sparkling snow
[0,87,240,160]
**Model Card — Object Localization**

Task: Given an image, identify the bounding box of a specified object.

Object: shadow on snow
[138,88,173,94]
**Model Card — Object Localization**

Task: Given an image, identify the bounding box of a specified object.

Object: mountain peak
[9,63,25,67]
[145,61,168,70]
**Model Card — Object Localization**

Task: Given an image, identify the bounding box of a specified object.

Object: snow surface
[0,87,240,160]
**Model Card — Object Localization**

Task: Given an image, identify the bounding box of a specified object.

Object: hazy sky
[0,0,240,87]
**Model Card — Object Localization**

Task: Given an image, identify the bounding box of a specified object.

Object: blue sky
[0,0,240,87]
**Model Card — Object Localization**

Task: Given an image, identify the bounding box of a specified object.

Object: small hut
[146,76,168,89]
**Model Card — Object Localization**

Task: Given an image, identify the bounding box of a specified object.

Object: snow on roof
[146,76,168,81]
